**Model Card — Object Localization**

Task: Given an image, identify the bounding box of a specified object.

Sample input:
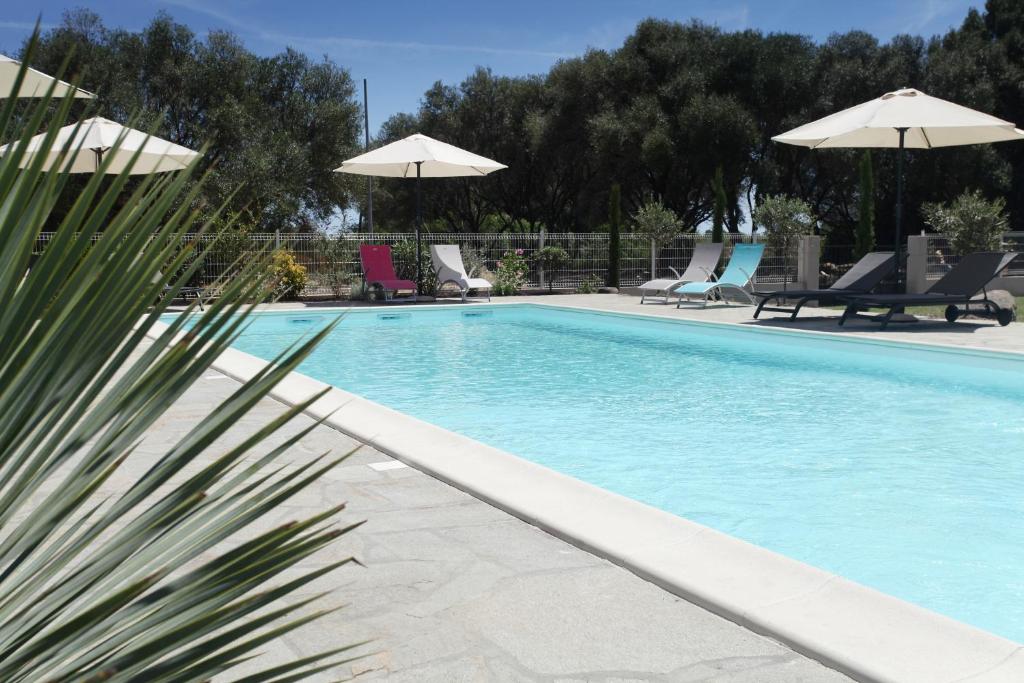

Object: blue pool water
[182,304,1024,642]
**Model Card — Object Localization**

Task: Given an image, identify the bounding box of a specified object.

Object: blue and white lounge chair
[674,243,765,308]
[638,242,723,304]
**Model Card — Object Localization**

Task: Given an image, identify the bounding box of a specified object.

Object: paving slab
[128,337,853,682]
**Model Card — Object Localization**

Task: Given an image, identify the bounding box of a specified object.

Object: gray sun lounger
[638,242,724,303]
[839,251,1018,329]
[753,251,895,320]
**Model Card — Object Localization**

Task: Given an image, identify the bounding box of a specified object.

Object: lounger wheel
[997,308,1014,327]
[944,305,960,324]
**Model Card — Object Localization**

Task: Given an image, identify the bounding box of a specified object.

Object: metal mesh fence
[925,232,1024,278]
[32,231,801,297]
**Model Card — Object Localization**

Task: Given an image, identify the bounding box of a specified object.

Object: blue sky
[2,0,983,135]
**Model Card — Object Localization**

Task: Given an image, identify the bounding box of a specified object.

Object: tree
[27,10,363,232]
[855,151,876,258]
[711,166,726,243]
[532,246,570,292]
[922,189,1008,255]
[753,195,816,285]
[608,183,622,287]
[632,199,684,265]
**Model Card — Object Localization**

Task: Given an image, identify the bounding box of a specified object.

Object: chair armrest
[668,266,681,279]
[699,266,719,282]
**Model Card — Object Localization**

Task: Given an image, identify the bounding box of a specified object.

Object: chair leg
[753,297,766,318]
[839,304,857,326]
[879,307,896,330]
[789,297,809,320]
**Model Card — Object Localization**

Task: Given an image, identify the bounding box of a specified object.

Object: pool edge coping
[149,314,1024,683]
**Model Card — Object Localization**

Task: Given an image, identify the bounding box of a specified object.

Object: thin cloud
[162,0,571,59]
[708,4,751,30]
[902,0,969,34]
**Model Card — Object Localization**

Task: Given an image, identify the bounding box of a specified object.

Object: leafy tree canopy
[24,9,363,231]
[368,3,1024,251]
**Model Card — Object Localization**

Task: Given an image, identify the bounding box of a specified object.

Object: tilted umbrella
[0,116,200,174]
[1,53,94,99]
[335,133,506,292]
[773,88,1024,290]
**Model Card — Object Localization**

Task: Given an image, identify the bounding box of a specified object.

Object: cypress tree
[855,151,875,258]
[608,183,621,288]
[711,166,726,243]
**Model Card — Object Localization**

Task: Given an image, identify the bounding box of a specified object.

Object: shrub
[269,248,308,299]
[922,190,1008,256]
[576,274,603,293]
[312,232,357,299]
[202,222,254,287]
[494,249,529,295]
[533,245,570,292]
[632,199,683,250]
[390,239,437,296]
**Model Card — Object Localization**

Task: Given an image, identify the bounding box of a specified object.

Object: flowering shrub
[493,248,529,295]
[268,249,307,300]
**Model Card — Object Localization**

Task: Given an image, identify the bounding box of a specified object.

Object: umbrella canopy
[0,116,200,174]
[335,133,506,293]
[773,89,1024,149]
[1,54,94,99]
[335,133,506,177]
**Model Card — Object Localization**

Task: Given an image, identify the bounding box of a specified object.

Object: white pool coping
[149,307,1024,683]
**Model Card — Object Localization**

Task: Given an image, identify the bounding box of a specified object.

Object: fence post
[797,235,821,290]
[906,234,929,293]
[538,228,546,291]
[650,238,657,278]
[274,229,280,250]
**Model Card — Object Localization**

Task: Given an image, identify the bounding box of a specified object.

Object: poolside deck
[132,332,853,681]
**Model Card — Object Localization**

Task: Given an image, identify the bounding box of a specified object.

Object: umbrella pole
[415,161,422,295]
[895,127,907,291]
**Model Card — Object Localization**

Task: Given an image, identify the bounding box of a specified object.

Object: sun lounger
[839,251,1018,329]
[638,242,723,303]
[359,244,417,302]
[430,244,492,301]
[674,243,765,307]
[753,251,895,320]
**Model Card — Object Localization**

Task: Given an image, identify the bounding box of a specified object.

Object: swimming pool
[195,304,1024,643]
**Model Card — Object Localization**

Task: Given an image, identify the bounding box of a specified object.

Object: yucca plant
[0,42,363,681]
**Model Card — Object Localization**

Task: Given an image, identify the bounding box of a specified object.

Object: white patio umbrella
[1,54,94,99]
[0,116,200,174]
[335,133,506,291]
[773,88,1024,289]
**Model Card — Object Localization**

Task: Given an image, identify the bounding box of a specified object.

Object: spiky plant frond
[0,37,361,682]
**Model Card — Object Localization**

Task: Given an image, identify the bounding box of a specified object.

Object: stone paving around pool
[134,335,854,682]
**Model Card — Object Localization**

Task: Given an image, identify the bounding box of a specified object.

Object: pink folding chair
[359,244,417,302]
